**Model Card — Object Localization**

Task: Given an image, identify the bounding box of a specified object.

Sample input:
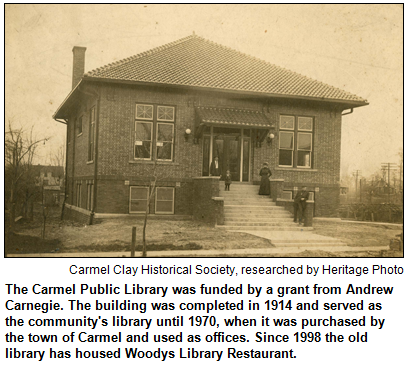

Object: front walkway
[230,229,388,252]
[7,243,389,257]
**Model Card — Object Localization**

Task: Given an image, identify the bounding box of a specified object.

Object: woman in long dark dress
[259,162,272,195]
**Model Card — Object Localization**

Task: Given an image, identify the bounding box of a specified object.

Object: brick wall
[95,178,193,215]
[65,85,98,206]
[64,82,344,217]
[192,177,222,225]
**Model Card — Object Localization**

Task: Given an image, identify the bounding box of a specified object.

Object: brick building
[53,35,367,223]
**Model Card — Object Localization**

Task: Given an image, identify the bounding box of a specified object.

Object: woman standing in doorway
[259,162,272,195]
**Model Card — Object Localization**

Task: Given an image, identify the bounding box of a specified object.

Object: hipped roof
[54,34,368,119]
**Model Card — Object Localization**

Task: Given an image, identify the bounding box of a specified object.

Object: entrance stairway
[218,182,313,231]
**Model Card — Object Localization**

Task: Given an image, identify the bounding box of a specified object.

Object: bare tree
[5,120,49,232]
[140,159,172,257]
[49,143,65,169]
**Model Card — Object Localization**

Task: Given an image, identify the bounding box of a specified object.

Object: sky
[4,4,403,177]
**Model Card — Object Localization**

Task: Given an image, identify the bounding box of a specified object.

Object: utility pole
[360,179,363,202]
[381,163,397,203]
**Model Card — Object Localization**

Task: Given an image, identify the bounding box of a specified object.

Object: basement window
[129,186,149,213]
[155,187,174,214]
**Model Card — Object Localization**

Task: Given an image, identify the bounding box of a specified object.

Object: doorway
[202,127,251,182]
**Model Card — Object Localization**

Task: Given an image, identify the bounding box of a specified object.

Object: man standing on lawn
[293,186,309,225]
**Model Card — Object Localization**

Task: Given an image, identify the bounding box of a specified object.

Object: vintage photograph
[4,4,403,257]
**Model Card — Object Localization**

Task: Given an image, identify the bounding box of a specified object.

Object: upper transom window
[298,117,313,131]
[157,106,175,121]
[136,104,154,120]
[280,115,295,130]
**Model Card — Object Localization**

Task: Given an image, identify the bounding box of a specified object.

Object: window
[88,106,96,162]
[155,187,174,214]
[279,115,313,168]
[134,104,176,161]
[136,104,153,120]
[129,186,149,213]
[156,123,174,160]
[134,122,153,159]
[157,106,175,121]
[86,183,94,211]
[77,116,83,135]
[76,182,82,207]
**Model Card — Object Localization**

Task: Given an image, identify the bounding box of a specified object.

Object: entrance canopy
[195,106,274,142]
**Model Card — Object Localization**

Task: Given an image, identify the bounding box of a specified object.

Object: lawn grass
[7,204,403,257]
[313,220,402,247]
[10,205,271,254]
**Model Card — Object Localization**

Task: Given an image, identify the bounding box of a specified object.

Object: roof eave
[83,75,368,108]
[52,80,84,120]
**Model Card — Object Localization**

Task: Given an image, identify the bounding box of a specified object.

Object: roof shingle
[84,34,367,104]
[195,106,272,128]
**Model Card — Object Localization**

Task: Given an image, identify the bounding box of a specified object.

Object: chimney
[72,46,86,89]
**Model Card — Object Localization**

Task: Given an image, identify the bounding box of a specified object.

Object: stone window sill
[129,160,180,166]
[275,167,318,172]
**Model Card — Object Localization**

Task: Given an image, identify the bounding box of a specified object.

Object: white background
[1,257,406,365]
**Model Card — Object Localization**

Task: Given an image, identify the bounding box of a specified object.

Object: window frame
[129,186,150,213]
[136,104,154,120]
[278,130,295,167]
[134,121,153,160]
[77,115,83,136]
[156,122,174,161]
[157,105,175,122]
[76,182,82,207]
[133,103,176,162]
[279,115,314,168]
[86,182,94,211]
[155,187,175,214]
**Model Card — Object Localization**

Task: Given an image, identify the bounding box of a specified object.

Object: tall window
[86,182,94,211]
[76,182,82,207]
[134,121,153,159]
[156,123,174,160]
[88,106,96,162]
[134,104,175,161]
[279,115,313,168]
[77,116,83,135]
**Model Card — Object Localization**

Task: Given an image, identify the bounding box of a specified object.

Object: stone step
[221,192,271,195]
[225,218,295,223]
[224,205,286,211]
[217,225,313,231]
[223,201,276,206]
[224,213,293,218]
[223,221,299,227]
[220,187,259,191]
[221,195,273,199]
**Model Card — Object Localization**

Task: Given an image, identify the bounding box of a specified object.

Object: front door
[202,127,251,181]
[214,136,240,181]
